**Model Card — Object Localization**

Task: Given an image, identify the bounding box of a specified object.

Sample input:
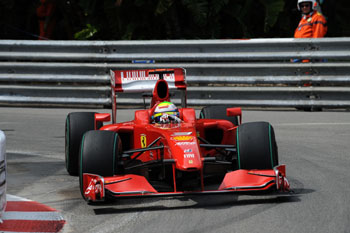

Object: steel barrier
[0,38,350,109]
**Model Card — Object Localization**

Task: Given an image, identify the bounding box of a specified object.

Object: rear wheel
[65,112,101,176]
[79,130,122,198]
[200,105,239,144]
[200,105,239,126]
[236,122,278,170]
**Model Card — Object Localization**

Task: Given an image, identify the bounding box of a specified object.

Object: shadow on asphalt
[92,193,303,215]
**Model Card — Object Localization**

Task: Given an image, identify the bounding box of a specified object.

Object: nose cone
[170,135,202,171]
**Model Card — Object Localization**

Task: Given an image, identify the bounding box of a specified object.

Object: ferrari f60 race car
[65,68,290,203]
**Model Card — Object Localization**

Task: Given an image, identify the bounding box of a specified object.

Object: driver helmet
[152,101,180,123]
[297,0,316,11]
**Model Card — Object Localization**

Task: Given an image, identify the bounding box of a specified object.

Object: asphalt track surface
[1,107,350,233]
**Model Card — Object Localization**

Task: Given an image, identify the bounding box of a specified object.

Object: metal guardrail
[0,38,350,109]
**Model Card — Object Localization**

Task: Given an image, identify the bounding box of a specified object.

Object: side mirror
[95,113,111,129]
[226,107,242,125]
[203,121,218,128]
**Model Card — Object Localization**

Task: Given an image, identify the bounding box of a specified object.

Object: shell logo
[172,136,193,141]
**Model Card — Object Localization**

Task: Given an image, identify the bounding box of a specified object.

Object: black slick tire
[200,105,239,126]
[65,112,101,176]
[236,121,278,170]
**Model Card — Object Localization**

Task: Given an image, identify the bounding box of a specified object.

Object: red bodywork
[82,68,290,202]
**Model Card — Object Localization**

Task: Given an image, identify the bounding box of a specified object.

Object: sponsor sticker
[84,179,95,195]
[176,142,196,146]
[85,179,102,195]
[172,132,192,136]
[172,136,194,141]
[132,60,155,64]
[119,71,175,82]
[140,134,147,148]
[184,154,195,158]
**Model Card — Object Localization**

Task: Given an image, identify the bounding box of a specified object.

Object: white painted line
[6,194,31,202]
[276,122,350,126]
[2,211,64,221]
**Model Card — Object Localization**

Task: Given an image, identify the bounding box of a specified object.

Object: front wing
[82,165,290,202]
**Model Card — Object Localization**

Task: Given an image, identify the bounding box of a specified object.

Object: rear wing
[110,68,187,123]
[110,68,186,93]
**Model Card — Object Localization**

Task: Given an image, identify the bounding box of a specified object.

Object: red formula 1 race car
[65,68,290,203]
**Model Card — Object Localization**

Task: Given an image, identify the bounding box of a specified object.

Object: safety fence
[0,38,350,109]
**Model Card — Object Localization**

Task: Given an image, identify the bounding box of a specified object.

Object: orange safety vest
[294,10,327,38]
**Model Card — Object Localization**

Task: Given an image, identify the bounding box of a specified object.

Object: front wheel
[65,112,101,176]
[79,130,122,198]
[236,122,278,170]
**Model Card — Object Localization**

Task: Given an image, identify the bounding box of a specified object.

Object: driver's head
[152,101,179,123]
